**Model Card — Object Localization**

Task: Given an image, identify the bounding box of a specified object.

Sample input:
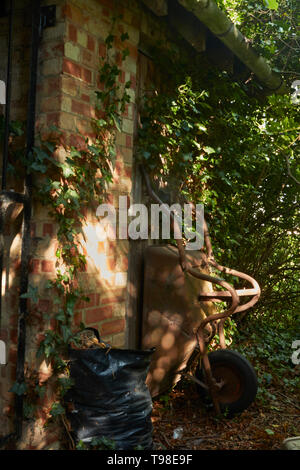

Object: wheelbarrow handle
[187,265,240,354]
[203,259,261,314]
[192,259,260,352]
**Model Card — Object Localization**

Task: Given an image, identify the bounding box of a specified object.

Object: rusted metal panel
[142,244,216,397]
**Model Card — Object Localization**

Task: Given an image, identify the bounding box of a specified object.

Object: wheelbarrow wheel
[195,350,258,416]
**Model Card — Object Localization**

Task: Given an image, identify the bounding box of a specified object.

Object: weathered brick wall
[33,0,135,350]
[0,0,185,448]
[33,0,175,348]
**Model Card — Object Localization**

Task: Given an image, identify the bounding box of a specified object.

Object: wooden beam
[142,0,168,16]
[168,1,206,52]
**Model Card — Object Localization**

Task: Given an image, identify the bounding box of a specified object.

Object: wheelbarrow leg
[202,353,223,414]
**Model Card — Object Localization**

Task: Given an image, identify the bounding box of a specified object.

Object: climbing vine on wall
[5,24,131,428]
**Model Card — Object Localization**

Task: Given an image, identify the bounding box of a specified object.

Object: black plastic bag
[66,333,154,450]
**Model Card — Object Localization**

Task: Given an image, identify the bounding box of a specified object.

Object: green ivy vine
[4,24,131,436]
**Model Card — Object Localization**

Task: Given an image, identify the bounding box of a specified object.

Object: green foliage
[138,59,299,325]
[138,4,299,411]
[9,381,28,396]
[50,402,66,418]
[232,320,300,403]
[215,0,299,81]
[76,436,116,450]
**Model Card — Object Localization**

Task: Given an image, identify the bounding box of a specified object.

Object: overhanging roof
[142,0,288,94]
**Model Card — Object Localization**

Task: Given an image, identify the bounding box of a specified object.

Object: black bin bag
[66,344,154,450]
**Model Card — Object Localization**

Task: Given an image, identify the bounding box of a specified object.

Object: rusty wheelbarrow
[140,168,261,416]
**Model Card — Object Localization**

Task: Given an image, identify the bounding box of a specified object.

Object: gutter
[177,0,288,94]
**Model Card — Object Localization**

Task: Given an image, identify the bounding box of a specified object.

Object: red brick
[10,329,18,345]
[75,292,99,310]
[82,49,93,66]
[106,256,116,271]
[101,318,125,336]
[125,134,132,147]
[68,23,77,42]
[128,44,138,60]
[36,333,45,344]
[122,104,129,118]
[30,222,36,237]
[98,43,106,58]
[9,347,17,363]
[101,291,125,305]
[41,260,54,273]
[115,51,122,67]
[74,311,82,326]
[63,4,86,25]
[29,259,40,274]
[38,299,52,313]
[71,99,91,117]
[87,35,95,52]
[81,93,90,102]
[119,70,125,84]
[86,293,100,308]
[85,306,113,324]
[62,4,72,20]
[124,165,132,178]
[41,96,61,113]
[81,67,92,83]
[43,223,53,237]
[121,255,128,271]
[130,73,136,90]
[68,133,86,148]
[115,161,123,176]
[46,112,59,126]
[63,58,81,79]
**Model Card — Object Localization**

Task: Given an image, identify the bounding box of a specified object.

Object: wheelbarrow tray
[141,244,216,397]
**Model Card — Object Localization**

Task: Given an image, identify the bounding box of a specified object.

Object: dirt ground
[151,380,300,451]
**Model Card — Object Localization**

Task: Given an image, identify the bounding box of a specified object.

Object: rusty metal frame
[140,166,261,413]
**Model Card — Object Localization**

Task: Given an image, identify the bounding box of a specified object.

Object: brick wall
[0,0,186,448]
[33,0,137,349]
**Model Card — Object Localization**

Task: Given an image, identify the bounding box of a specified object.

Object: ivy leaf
[20,285,39,304]
[183,152,193,161]
[264,0,279,10]
[62,164,74,178]
[50,402,65,417]
[29,161,47,173]
[203,146,215,154]
[143,151,151,160]
[112,114,122,132]
[61,325,72,343]
[121,32,129,42]
[265,428,275,435]
[9,381,28,396]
